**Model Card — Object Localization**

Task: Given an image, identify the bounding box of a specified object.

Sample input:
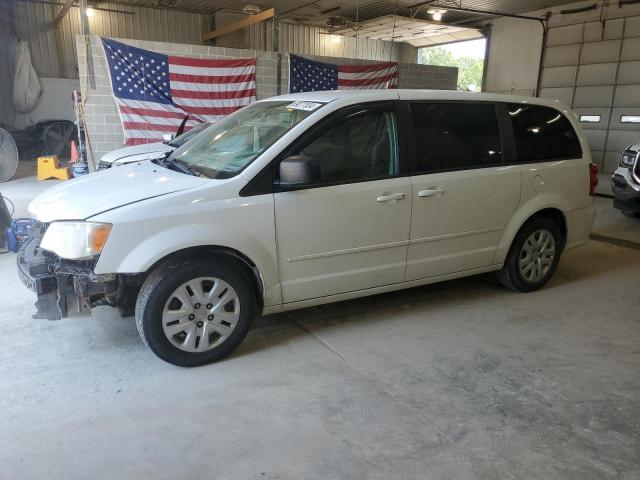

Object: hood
[100,142,173,165]
[29,161,209,222]
[626,143,640,153]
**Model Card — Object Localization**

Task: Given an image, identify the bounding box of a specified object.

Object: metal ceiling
[330,14,485,46]
[94,1,577,28]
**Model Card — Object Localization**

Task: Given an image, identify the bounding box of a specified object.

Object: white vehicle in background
[96,120,211,170]
[19,90,597,367]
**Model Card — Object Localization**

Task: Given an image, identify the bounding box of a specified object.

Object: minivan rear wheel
[496,216,563,292]
[135,257,256,367]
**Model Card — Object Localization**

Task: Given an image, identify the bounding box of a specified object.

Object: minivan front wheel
[135,257,256,367]
[497,216,562,292]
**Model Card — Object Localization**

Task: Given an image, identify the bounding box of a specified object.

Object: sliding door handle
[376,192,406,202]
[418,187,445,198]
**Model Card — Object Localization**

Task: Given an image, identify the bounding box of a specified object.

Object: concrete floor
[1,161,60,217]
[592,196,640,244]
[1,164,640,479]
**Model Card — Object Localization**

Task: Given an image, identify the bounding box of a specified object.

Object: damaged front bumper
[17,223,123,320]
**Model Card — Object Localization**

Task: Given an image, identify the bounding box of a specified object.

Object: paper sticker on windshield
[286,101,322,111]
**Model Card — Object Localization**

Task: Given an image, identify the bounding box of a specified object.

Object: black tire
[135,256,256,367]
[622,208,640,219]
[496,216,563,292]
[118,305,135,318]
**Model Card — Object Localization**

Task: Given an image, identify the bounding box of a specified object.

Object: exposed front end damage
[17,222,140,320]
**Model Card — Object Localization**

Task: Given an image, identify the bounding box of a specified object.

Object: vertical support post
[276,53,282,96]
[480,25,491,92]
[272,14,282,95]
[79,0,95,89]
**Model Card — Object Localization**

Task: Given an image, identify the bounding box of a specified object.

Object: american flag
[102,38,256,145]
[289,54,398,93]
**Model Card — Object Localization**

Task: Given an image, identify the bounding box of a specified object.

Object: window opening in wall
[621,115,640,124]
[417,38,486,92]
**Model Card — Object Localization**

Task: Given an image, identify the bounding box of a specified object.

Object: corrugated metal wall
[9,3,416,81]
[0,2,17,127]
[279,23,398,61]
[246,22,416,63]
[12,2,205,79]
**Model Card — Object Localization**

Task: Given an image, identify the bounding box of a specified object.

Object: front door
[274,102,412,303]
[403,100,522,280]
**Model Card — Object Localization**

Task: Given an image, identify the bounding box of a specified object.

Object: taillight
[589,163,599,196]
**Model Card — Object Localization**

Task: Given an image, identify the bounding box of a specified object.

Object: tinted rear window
[507,104,582,162]
[409,102,502,174]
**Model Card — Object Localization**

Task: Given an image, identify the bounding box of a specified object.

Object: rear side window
[409,102,502,174]
[507,104,582,162]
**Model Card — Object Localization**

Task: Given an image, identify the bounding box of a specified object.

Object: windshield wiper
[187,164,220,179]
[156,157,201,177]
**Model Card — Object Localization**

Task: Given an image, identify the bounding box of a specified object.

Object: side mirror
[163,133,174,142]
[278,154,320,188]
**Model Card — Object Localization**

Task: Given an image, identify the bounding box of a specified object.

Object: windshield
[168,100,323,179]
[168,121,211,148]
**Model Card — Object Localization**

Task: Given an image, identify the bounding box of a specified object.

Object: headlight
[621,151,637,167]
[40,222,112,260]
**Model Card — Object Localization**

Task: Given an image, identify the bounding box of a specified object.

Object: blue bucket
[72,163,89,177]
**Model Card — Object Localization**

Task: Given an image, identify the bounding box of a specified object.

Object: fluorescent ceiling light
[427,8,447,21]
[242,4,261,14]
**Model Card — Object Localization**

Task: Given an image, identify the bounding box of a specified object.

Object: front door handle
[376,192,406,202]
[418,187,445,198]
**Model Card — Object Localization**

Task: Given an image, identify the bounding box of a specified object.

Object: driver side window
[293,106,399,186]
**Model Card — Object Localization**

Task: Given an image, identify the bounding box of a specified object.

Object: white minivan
[18,90,598,366]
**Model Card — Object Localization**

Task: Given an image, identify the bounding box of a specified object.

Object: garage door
[539,16,640,173]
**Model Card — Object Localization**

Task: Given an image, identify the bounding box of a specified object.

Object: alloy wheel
[518,229,556,283]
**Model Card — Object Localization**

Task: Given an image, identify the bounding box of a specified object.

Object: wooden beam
[54,0,75,26]
[202,8,275,42]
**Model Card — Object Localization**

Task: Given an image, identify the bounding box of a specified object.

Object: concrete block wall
[397,63,458,89]
[77,35,458,163]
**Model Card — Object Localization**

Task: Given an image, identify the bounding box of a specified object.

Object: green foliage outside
[419,47,484,92]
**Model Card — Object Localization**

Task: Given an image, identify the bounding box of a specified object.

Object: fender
[90,186,282,307]
[97,223,281,307]
[493,192,570,265]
